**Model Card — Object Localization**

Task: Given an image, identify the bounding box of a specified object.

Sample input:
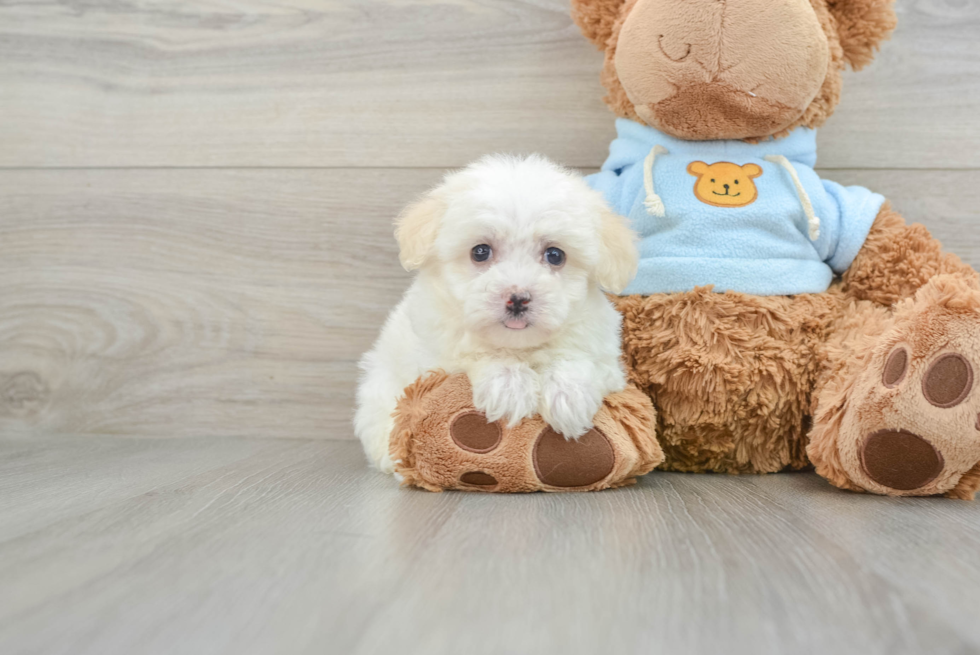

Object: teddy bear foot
[389,371,664,492]
[810,276,980,499]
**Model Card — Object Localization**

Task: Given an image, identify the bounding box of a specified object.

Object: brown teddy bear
[390,0,980,499]
[570,0,980,498]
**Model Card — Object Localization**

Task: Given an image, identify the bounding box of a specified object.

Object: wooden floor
[1,438,979,655]
[2,1,980,653]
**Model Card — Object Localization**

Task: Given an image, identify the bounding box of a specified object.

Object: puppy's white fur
[354,155,638,473]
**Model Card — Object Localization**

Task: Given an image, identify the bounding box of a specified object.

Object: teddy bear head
[572,0,896,141]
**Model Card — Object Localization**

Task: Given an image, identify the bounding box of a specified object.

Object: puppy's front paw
[377,452,396,475]
[471,363,540,428]
[540,368,603,440]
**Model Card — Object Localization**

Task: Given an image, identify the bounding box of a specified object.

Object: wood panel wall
[1,0,978,440]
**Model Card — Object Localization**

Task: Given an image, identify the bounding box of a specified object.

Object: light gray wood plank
[1,438,979,655]
[819,0,980,169]
[1,168,977,441]
[0,0,612,169]
[0,168,433,440]
[0,436,291,541]
[0,0,977,169]
[744,472,980,651]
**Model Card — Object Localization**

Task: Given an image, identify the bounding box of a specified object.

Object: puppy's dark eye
[710,179,715,183]
[734,179,739,184]
[545,247,565,267]
[471,244,492,263]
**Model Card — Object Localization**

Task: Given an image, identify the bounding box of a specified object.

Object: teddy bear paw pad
[881,346,908,388]
[450,411,503,453]
[532,427,615,488]
[459,471,499,488]
[921,353,973,408]
[860,429,944,491]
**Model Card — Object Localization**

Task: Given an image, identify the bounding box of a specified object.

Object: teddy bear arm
[841,202,979,307]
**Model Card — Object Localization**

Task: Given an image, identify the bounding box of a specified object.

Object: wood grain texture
[1,437,979,655]
[2,167,978,440]
[0,168,429,439]
[0,0,978,168]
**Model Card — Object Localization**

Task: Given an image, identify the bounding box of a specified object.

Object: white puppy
[354,155,638,473]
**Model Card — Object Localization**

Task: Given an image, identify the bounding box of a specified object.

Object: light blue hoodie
[588,119,885,296]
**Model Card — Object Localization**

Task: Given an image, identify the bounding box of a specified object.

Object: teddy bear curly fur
[573,0,980,499]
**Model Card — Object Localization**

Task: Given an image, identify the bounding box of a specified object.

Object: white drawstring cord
[764,154,821,240]
[643,145,669,217]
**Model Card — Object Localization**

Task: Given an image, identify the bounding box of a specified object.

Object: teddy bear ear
[571,0,627,50]
[742,163,763,178]
[826,0,898,71]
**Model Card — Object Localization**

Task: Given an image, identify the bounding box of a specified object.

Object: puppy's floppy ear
[595,206,638,294]
[571,0,627,50]
[826,0,897,70]
[395,193,445,272]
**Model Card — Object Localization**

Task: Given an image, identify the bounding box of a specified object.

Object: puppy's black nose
[723,183,730,190]
[507,293,531,314]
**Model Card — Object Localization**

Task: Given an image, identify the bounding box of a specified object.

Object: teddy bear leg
[615,288,842,474]
[389,372,663,492]
[809,275,980,499]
